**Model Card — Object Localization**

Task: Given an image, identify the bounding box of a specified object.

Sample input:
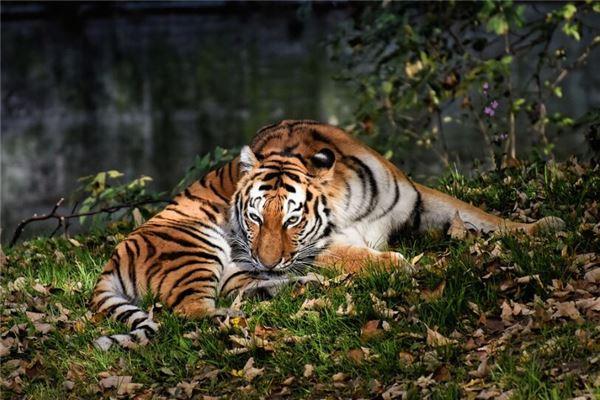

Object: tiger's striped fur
[230,120,564,273]
[91,120,563,349]
[91,161,248,350]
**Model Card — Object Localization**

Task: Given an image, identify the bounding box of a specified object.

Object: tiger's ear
[239,146,258,173]
[310,148,336,179]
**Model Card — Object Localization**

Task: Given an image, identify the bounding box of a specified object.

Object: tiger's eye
[285,216,299,227]
[249,213,261,224]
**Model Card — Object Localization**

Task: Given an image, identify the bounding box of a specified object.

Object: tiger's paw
[375,250,415,272]
[295,272,326,286]
[532,216,565,234]
[209,307,245,321]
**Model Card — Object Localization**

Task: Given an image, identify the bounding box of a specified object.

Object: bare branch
[9,198,169,247]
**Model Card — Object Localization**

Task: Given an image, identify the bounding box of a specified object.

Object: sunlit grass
[2,160,598,398]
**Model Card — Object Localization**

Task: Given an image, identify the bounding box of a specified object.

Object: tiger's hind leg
[315,243,413,274]
[414,183,565,235]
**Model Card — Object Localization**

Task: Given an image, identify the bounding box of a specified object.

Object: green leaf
[515,5,526,19]
[558,117,574,126]
[107,170,124,179]
[487,14,509,35]
[78,202,91,225]
[560,4,577,20]
[552,86,563,98]
[382,81,393,95]
[98,188,115,200]
[512,98,526,112]
[562,22,581,41]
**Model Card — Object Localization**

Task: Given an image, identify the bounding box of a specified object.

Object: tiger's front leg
[219,266,325,299]
[158,260,245,320]
[243,273,325,297]
[173,294,244,319]
[314,243,412,274]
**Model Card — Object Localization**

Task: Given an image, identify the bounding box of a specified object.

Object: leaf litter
[1,159,599,398]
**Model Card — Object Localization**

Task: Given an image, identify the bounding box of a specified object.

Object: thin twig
[504,31,517,160]
[436,108,450,167]
[551,37,599,89]
[468,105,496,170]
[9,198,170,247]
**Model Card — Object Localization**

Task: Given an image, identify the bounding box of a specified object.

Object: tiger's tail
[91,271,159,351]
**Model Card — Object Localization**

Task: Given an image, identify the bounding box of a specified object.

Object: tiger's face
[230,146,335,272]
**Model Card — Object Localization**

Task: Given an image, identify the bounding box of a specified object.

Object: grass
[1,158,599,399]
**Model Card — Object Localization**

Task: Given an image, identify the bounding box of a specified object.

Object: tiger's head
[230,145,336,273]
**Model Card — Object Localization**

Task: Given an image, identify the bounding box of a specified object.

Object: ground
[1,159,599,399]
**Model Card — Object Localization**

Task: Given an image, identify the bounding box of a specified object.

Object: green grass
[1,159,599,398]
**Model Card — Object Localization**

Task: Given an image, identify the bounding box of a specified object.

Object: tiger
[91,120,564,350]
[229,120,564,273]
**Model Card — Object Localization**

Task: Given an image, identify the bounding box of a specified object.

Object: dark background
[1,2,358,241]
[1,1,598,242]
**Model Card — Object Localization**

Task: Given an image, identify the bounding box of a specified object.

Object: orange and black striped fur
[91,120,564,349]
[91,161,247,350]
[229,120,564,274]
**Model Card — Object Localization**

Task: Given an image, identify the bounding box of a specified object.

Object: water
[1,3,355,242]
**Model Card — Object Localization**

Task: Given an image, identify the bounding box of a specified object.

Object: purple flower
[500,133,508,140]
[491,100,499,109]
[483,82,489,91]
[484,106,495,116]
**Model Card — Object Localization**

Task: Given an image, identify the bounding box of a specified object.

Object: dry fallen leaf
[332,372,347,382]
[68,238,81,247]
[347,348,365,364]
[410,252,425,266]
[292,297,332,319]
[300,298,331,310]
[421,281,446,302]
[433,364,451,382]
[336,293,356,316]
[282,376,295,386]
[469,357,490,378]
[382,382,405,399]
[98,375,143,395]
[25,311,45,322]
[0,343,10,357]
[33,322,53,334]
[500,301,513,323]
[398,351,414,365]
[159,367,175,376]
[448,211,469,240]
[361,320,385,341]
[575,297,600,312]
[584,268,600,283]
[303,364,314,378]
[32,283,49,295]
[552,301,583,322]
[370,293,397,319]
[234,357,264,382]
[426,327,456,347]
